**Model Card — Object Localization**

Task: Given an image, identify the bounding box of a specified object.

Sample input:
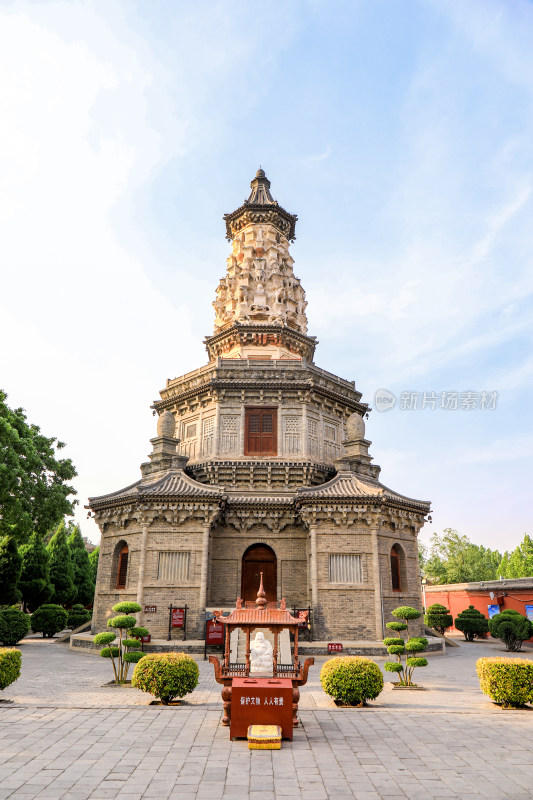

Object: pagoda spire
[245,168,276,205]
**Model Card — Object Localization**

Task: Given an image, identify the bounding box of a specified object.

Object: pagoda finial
[246,168,275,205]
[255,571,267,608]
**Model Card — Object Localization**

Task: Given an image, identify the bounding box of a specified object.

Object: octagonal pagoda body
[89,170,431,643]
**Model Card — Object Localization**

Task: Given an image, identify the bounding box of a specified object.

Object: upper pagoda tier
[208,170,315,361]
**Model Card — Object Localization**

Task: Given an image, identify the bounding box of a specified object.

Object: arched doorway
[241,544,277,602]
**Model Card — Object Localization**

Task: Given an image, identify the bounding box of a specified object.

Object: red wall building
[425,577,533,640]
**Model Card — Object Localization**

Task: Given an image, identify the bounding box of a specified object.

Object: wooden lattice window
[244,407,277,456]
[390,545,401,592]
[116,544,129,589]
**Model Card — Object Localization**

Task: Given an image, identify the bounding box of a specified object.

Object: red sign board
[141,635,151,643]
[206,619,224,645]
[230,678,293,740]
[328,642,343,652]
[171,608,185,628]
[144,605,157,613]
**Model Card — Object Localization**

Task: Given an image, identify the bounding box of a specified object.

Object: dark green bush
[30,604,68,638]
[320,657,384,706]
[424,603,453,635]
[477,656,533,708]
[67,605,91,629]
[0,609,31,645]
[0,648,22,691]
[132,653,199,704]
[454,606,489,641]
[488,610,533,652]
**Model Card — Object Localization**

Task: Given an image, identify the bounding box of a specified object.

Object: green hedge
[132,653,199,704]
[477,657,533,708]
[319,656,384,706]
[0,609,31,646]
[0,648,22,691]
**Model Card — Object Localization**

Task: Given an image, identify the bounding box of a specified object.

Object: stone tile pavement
[1,638,533,799]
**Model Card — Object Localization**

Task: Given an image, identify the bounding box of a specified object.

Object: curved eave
[296,472,430,515]
[88,471,224,512]
[223,203,297,241]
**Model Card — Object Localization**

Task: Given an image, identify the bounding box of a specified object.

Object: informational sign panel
[487,604,500,619]
[171,608,185,628]
[525,604,533,622]
[206,619,224,645]
[328,642,343,652]
[144,605,157,613]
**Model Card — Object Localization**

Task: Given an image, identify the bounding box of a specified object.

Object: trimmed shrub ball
[132,653,199,704]
[0,609,31,646]
[0,648,22,691]
[477,657,533,708]
[30,605,68,638]
[320,656,384,707]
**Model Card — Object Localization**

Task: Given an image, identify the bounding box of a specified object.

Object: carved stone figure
[250,631,273,673]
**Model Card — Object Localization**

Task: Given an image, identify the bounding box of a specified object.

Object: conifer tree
[0,535,22,605]
[67,525,95,606]
[18,532,52,611]
[47,521,76,606]
[89,545,100,585]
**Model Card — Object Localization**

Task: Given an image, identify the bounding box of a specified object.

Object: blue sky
[0,0,532,548]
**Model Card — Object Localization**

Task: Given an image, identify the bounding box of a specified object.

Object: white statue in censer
[250,631,273,673]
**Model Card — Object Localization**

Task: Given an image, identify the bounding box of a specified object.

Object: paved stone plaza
[1,639,533,799]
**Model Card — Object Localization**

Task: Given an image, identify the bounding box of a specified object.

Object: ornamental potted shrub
[488,610,533,652]
[383,606,428,688]
[454,606,489,641]
[477,657,533,708]
[93,601,145,684]
[131,653,199,705]
[320,656,383,707]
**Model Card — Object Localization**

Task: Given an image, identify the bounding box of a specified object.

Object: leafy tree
[0,536,22,605]
[0,390,77,543]
[67,525,94,606]
[454,606,489,641]
[47,521,76,606]
[423,529,502,584]
[499,535,533,579]
[88,545,100,585]
[18,532,52,611]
